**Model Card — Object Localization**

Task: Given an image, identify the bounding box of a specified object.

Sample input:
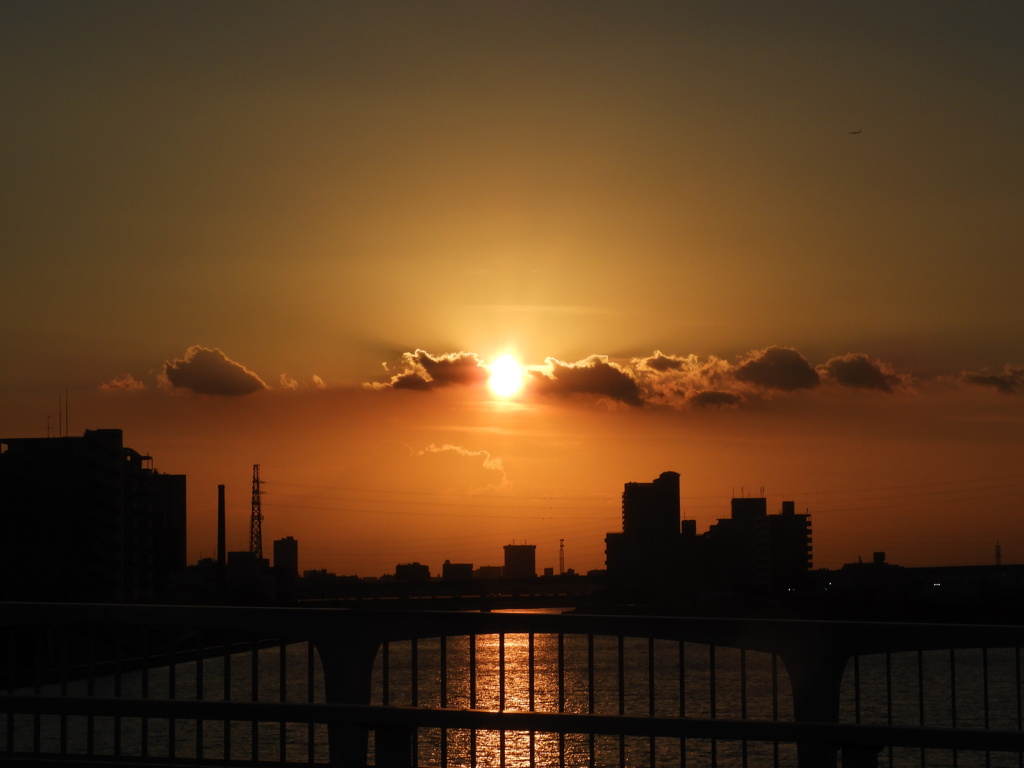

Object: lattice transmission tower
[250,463,264,559]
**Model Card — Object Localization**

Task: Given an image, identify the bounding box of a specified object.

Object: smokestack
[217,485,226,567]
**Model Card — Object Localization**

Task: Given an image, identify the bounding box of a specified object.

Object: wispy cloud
[417,443,510,492]
[100,373,146,392]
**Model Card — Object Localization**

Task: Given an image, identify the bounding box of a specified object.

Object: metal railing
[2,602,1024,767]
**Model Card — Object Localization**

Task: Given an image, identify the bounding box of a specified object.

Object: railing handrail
[3,602,1023,657]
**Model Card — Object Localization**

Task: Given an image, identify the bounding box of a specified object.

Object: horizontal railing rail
[2,603,1024,768]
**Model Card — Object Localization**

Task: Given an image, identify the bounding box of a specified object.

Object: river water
[4,609,1023,767]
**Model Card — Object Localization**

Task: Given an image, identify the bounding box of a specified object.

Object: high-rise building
[0,429,186,603]
[503,543,537,579]
[273,536,299,578]
[620,471,681,538]
[606,471,691,596]
[704,497,812,591]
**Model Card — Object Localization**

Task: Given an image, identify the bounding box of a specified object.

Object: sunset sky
[3,2,1023,577]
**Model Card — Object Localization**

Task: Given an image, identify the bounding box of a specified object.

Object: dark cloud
[162,346,267,396]
[690,390,743,408]
[530,356,643,406]
[643,352,685,372]
[734,347,820,391]
[411,349,489,386]
[961,365,1024,395]
[820,354,903,393]
[373,349,489,391]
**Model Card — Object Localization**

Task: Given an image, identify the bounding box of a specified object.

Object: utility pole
[250,464,264,559]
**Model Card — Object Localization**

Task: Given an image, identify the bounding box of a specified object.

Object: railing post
[314,633,382,768]
[779,644,850,768]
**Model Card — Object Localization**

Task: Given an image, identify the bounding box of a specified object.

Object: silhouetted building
[395,562,431,581]
[705,498,812,592]
[605,471,694,597]
[0,428,186,603]
[474,565,503,579]
[605,472,813,602]
[503,543,536,579]
[442,560,474,581]
[272,536,299,604]
[273,536,299,578]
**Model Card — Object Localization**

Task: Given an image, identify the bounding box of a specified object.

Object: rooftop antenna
[249,464,264,559]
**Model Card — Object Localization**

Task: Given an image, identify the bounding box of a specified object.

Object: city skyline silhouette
[2,4,1023,579]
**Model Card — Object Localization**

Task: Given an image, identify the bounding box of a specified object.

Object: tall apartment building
[0,429,186,603]
[503,543,537,579]
[704,497,812,591]
[605,471,693,595]
[605,471,812,600]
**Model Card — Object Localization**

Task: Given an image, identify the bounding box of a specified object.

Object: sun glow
[488,355,524,397]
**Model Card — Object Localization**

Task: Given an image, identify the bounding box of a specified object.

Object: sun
[488,355,524,397]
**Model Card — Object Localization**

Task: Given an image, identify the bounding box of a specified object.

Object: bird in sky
[849,129,863,134]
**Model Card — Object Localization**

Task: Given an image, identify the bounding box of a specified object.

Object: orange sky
[2,3,1023,576]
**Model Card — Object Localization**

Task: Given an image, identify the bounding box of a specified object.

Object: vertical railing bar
[223,634,231,761]
[529,633,536,768]
[951,647,959,768]
[709,643,717,718]
[853,654,861,724]
[710,643,717,768]
[1011,643,1019,768]
[918,648,926,768]
[5,628,16,754]
[411,638,419,761]
[441,636,448,767]
[648,636,656,767]
[680,641,687,768]
[140,627,149,761]
[31,626,42,757]
[618,635,625,767]
[381,640,390,705]
[250,636,259,762]
[885,650,893,767]
[983,646,990,729]
[520,634,528,712]
[469,635,477,768]
[1016,645,1023,768]
[983,646,991,768]
[279,638,287,764]
[307,639,315,764]
[558,633,566,713]
[168,634,177,761]
[86,624,96,757]
[196,629,205,762]
[740,647,748,768]
[411,637,419,706]
[59,625,69,758]
[772,652,779,768]
[559,633,566,768]
[469,634,477,708]
[113,630,123,758]
[589,634,596,768]
[499,633,506,768]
